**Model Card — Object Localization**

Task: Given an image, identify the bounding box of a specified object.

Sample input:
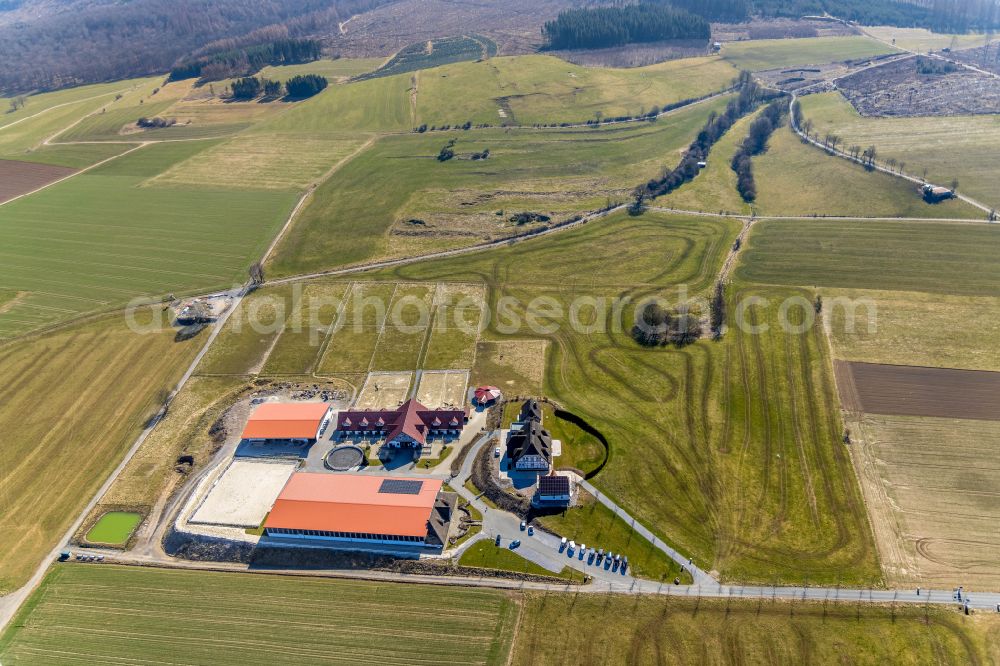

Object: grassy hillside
[752,123,982,219]
[415,55,740,127]
[358,210,880,585]
[263,74,415,133]
[0,310,201,594]
[863,26,990,52]
[263,54,739,133]
[800,91,1000,210]
[0,79,142,131]
[259,57,385,82]
[721,36,899,70]
[0,141,296,337]
[0,565,519,665]
[266,95,731,277]
[738,218,1000,296]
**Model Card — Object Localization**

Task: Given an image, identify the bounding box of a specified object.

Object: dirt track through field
[836,360,1000,420]
[0,159,77,203]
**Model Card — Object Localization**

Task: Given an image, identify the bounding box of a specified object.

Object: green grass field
[535,494,687,581]
[415,55,739,127]
[5,142,134,168]
[0,565,519,665]
[357,210,879,585]
[721,36,899,70]
[151,131,371,191]
[261,54,738,133]
[0,309,201,593]
[263,74,415,133]
[823,288,1000,372]
[512,593,1000,665]
[84,511,141,545]
[800,91,1000,210]
[738,218,1000,296]
[259,57,385,82]
[266,95,730,277]
[459,540,584,581]
[541,403,604,476]
[5,565,999,665]
[863,26,991,52]
[0,79,145,131]
[752,122,981,219]
[0,140,297,337]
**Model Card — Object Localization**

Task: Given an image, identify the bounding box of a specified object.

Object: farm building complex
[241,403,331,445]
[334,399,468,448]
[263,473,453,548]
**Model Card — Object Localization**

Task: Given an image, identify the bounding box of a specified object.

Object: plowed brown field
[0,158,76,203]
[835,361,1000,420]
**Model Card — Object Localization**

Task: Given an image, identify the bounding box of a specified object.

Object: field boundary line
[0,141,149,208]
[0,278,247,632]
[368,283,401,373]
[260,134,377,268]
[266,203,629,287]
[313,281,357,376]
[0,87,134,135]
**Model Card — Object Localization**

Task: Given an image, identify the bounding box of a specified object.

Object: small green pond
[86,511,141,545]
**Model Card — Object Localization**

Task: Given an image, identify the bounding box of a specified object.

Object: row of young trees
[542,4,710,50]
[731,99,787,202]
[637,72,781,201]
[230,73,327,100]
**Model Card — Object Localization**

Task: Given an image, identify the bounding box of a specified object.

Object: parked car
[596,549,604,564]
[560,537,567,551]
[495,534,502,546]
[527,526,534,536]
[494,446,501,457]
[579,544,586,560]
[520,521,526,531]
[509,540,521,549]
[587,549,595,565]
[620,556,628,574]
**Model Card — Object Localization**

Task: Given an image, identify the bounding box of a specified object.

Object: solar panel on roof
[378,479,424,495]
[539,476,569,493]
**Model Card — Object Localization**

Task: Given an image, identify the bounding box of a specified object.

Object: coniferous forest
[542,4,711,50]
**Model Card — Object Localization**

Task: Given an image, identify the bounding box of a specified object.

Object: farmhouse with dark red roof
[334,399,468,448]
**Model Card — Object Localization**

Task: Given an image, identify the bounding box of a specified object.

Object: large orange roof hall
[241,402,330,440]
[264,473,442,538]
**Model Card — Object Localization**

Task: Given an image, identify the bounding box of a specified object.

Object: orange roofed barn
[241,402,332,444]
[264,473,454,549]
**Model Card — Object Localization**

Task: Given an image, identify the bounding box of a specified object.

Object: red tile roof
[241,403,330,440]
[264,473,443,537]
[335,399,467,446]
